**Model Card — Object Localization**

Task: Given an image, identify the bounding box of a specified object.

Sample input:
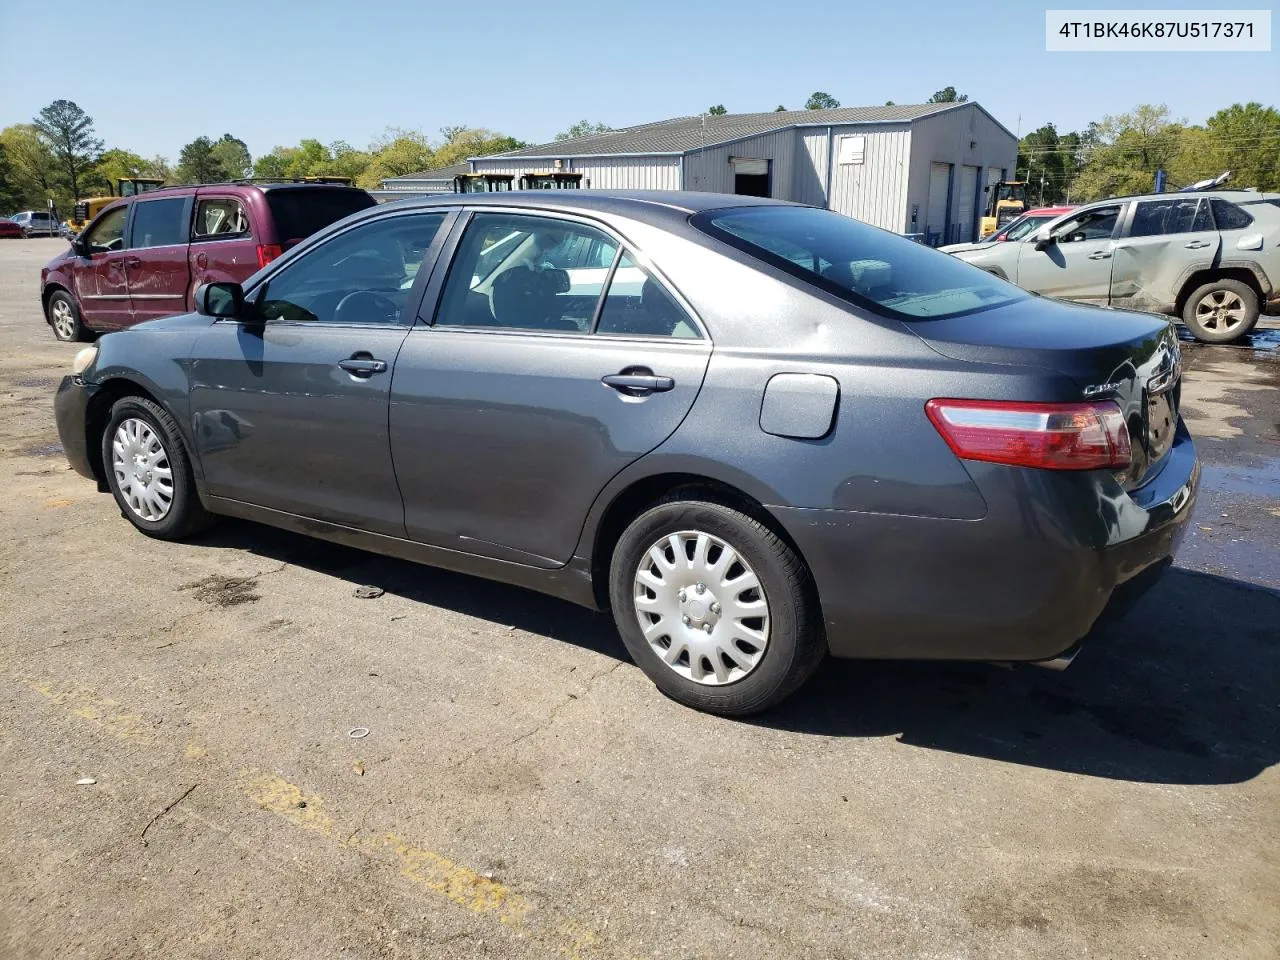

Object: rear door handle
[1184,240,1212,249]
[337,357,388,376]
[1087,250,1112,260]
[602,372,675,395]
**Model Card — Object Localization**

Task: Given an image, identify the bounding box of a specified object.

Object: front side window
[1053,205,1121,243]
[256,212,446,325]
[435,213,619,332]
[194,198,250,239]
[130,198,188,248]
[695,205,1024,320]
[84,205,128,254]
[1129,198,1211,237]
[1210,198,1254,230]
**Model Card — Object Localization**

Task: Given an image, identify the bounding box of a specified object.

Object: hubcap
[1195,290,1246,333]
[632,531,771,686]
[111,418,174,522]
[51,300,75,340]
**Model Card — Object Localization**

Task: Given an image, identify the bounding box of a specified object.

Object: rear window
[264,188,376,243]
[695,206,1025,320]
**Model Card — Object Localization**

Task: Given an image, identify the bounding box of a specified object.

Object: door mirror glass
[195,282,246,318]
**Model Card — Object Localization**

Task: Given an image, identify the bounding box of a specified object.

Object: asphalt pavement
[1,237,1276,960]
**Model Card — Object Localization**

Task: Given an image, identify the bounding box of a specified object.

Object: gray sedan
[53,191,1198,715]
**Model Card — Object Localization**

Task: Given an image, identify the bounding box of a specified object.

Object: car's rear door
[124,194,194,325]
[190,193,261,288]
[187,209,450,535]
[389,210,712,568]
[1015,202,1125,304]
[1109,197,1219,312]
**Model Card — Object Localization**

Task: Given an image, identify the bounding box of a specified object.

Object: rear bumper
[54,375,98,482]
[772,422,1199,662]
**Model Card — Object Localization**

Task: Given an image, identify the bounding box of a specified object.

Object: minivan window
[695,206,1025,320]
[84,206,128,253]
[263,189,376,242]
[130,198,188,248]
[194,198,250,238]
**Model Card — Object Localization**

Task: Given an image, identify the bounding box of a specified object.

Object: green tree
[708,104,727,116]
[0,141,23,212]
[555,120,612,141]
[884,100,896,106]
[210,134,252,179]
[927,86,968,103]
[0,124,60,207]
[1071,104,1184,200]
[34,99,103,200]
[774,104,787,112]
[1016,123,1088,205]
[1195,103,1280,191]
[175,136,223,183]
[805,92,840,110]
[433,127,526,167]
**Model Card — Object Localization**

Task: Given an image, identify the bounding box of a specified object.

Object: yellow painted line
[16,675,642,960]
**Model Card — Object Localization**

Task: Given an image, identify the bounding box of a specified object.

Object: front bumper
[54,375,99,482]
[772,422,1199,663]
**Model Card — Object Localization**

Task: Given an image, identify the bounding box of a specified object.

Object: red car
[40,181,375,341]
[0,218,25,239]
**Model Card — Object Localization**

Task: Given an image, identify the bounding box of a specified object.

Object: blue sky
[1,0,1275,160]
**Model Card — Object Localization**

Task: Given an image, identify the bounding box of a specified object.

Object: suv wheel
[101,396,214,540]
[47,291,90,342]
[609,499,826,716]
[1182,279,1259,343]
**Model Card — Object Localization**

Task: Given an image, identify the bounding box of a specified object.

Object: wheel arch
[1175,267,1266,317]
[41,282,74,318]
[83,377,168,490]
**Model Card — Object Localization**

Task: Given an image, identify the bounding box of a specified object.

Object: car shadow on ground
[201,520,1278,786]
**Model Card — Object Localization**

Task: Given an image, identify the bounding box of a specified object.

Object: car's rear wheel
[47,290,90,342]
[609,499,825,715]
[102,396,213,540]
[1182,279,1259,343]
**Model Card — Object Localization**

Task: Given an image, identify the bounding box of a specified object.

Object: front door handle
[1184,240,1212,249]
[338,356,388,377]
[601,371,675,395]
[1087,250,1112,260]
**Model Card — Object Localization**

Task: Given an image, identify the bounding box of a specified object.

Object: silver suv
[11,210,61,237]
[949,191,1280,342]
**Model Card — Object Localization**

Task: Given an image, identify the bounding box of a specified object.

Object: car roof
[1079,189,1260,206]
[108,181,370,201]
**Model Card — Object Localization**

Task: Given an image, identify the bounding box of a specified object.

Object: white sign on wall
[837,135,866,165]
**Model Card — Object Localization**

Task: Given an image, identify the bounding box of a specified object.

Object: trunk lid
[908,297,1181,488]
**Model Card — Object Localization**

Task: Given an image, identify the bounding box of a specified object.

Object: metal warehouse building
[380,102,1019,246]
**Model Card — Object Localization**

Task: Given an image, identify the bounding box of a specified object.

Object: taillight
[256,243,283,268]
[926,398,1131,471]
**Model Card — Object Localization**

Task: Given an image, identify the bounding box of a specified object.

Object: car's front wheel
[1182,279,1259,343]
[101,396,213,540]
[609,499,826,715]
[46,290,90,342]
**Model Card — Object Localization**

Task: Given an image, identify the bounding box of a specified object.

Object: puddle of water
[1177,325,1280,352]
[1198,461,1280,497]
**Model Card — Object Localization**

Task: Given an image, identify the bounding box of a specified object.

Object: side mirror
[70,235,88,257]
[1032,227,1055,252]
[194,281,247,319]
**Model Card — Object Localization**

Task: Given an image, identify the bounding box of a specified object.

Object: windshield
[264,188,376,243]
[696,206,1026,320]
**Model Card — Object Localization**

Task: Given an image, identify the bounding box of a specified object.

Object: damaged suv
[949,190,1280,343]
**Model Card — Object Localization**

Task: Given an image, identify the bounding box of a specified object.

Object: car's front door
[125,194,194,325]
[1016,202,1125,304]
[74,204,133,329]
[187,209,451,534]
[1109,197,1219,313]
[390,211,712,567]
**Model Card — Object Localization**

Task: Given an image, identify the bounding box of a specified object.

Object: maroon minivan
[40,181,375,341]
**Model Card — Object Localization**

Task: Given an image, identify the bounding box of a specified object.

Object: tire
[1182,279,1259,343]
[608,498,826,716]
[101,396,213,540]
[46,290,91,342]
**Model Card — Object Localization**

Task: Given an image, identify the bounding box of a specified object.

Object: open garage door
[957,165,979,244]
[926,162,951,246]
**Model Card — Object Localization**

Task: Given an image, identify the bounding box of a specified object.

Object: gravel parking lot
[2,236,1277,960]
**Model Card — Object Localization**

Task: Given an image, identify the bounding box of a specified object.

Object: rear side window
[695,206,1024,320]
[194,198,250,238]
[264,189,376,242]
[1129,198,1211,237]
[596,251,700,339]
[1210,198,1254,230]
[130,198,188,248]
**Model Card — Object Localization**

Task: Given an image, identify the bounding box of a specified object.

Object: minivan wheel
[47,290,90,342]
[609,499,825,716]
[1182,279,1259,343]
[102,396,213,540]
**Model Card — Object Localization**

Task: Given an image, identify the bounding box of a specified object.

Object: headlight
[71,346,97,376]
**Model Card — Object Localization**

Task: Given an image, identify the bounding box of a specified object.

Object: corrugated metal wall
[905,105,1019,243]
[825,125,912,231]
[470,156,681,190]
[794,131,830,206]
[681,130,797,197]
